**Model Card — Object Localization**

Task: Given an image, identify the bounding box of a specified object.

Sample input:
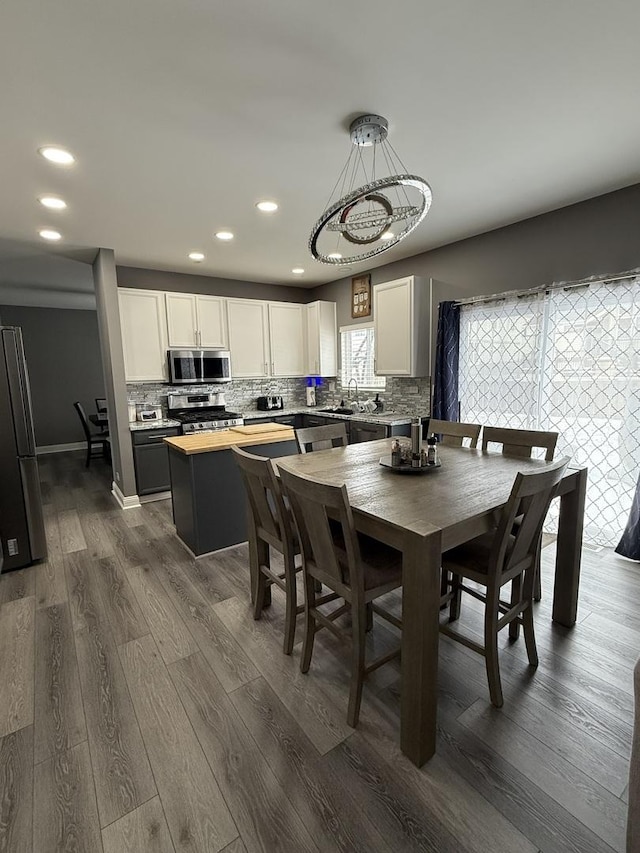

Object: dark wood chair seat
[332,533,403,590]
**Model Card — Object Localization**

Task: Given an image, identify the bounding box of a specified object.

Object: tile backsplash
[127,375,431,416]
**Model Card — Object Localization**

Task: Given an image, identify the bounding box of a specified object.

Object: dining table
[275,438,587,767]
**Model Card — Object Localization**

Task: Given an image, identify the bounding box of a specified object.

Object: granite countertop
[241,408,424,427]
[129,418,182,431]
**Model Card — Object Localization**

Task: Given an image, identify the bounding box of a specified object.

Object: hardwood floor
[0,450,634,852]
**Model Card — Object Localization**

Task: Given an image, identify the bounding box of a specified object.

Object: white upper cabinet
[227,299,270,378]
[196,295,227,348]
[373,276,430,377]
[166,293,198,347]
[268,303,306,377]
[165,293,228,348]
[119,288,169,381]
[305,301,337,376]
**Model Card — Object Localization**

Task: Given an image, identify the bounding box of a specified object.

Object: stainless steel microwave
[168,349,232,384]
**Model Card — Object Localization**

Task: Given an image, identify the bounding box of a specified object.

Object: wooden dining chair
[440,456,569,707]
[279,463,402,727]
[481,425,559,602]
[95,397,108,413]
[74,401,109,468]
[295,423,348,454]
[482,426,558,461]
[232,445,307,654]
[428,418,481,448]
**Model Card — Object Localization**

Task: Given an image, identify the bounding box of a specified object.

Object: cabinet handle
[271,362,275,374]
[264,362,268,375]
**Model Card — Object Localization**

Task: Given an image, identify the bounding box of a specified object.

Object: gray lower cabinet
[132,427,181,495]
[302,414,336,429]
[247,414,302,428]
[349,420,387,443]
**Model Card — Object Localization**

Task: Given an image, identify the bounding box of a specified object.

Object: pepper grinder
[411,418,422,468]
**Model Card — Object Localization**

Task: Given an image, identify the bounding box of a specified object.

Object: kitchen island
[164,424,297,556]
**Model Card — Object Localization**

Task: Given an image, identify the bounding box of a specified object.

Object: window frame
[339,322,386,392]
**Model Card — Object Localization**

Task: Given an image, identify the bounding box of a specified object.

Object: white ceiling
[1,0,640,290]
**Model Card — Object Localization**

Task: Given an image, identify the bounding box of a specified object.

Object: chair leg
[509,576,521,640]
[522,603,539,667]
[365,601,373,632]
[253,541,271,619]
[300,572,317,674]
[347,601,367,728]
[85,442,91,468]
[484,587,503,708]
[282,553,298,656]
[533,539,542,601]
[440,568,449,609]
[449,573,462,622]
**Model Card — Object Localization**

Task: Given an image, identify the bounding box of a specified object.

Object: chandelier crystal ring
[309,114,433,265]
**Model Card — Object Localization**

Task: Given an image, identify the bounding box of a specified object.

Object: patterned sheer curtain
[459,275,640,546]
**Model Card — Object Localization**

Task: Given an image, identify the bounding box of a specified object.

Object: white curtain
[459,276,640,546]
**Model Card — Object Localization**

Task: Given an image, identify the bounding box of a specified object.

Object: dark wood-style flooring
[0,450,634,852]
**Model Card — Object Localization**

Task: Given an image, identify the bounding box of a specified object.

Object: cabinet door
[166,293,198,347]
[196,296,228,348]
[350,421,387,443]
[268,303,305,377]
[119,289,168,381]
[227,300,270,378]
[374,278,413,375]
[306,301,337,377]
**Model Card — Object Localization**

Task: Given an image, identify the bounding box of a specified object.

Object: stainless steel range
[167,393,244,434]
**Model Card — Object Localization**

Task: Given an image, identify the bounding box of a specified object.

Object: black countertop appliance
[257,395,284,411]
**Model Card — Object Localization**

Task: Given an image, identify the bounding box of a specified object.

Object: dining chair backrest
[279,463,362,593]
[482,426,558,461]
[489,456,569,583]
[74,401,92,442]
[295,422,348,454]
[428,418,481,448]
[231,446,293,552]
[95,397,107,413]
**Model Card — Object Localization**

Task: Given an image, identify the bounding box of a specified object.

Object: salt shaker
[391,439,402,467]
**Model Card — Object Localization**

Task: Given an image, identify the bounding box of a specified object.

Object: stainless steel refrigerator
[0,326,47,572]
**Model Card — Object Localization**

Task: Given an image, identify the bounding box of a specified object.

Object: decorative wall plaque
[351,274,372,318]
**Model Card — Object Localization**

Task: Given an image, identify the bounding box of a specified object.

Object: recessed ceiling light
[327,252,342,260]
[215,231,234,241]
[38,146,75,165]
[256,200,278,213]
[188,252,205,262]
[39,229,62,241]
[381,231,394,240]
[292,267,305,275]
[38,196,67,210]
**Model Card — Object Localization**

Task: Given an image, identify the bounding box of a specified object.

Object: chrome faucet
[347,377,359,410]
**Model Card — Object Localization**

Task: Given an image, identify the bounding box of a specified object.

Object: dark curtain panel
[432,301,460,421]
[616,472,640,560]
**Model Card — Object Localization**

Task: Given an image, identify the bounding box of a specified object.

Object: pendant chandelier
[309,114,432,266]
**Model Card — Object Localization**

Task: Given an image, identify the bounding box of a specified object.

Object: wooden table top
[164,424,295,455]
[276,439,576,551]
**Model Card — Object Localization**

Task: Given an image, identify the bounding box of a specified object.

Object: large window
[340,323,386,391]
[459,277,640,546]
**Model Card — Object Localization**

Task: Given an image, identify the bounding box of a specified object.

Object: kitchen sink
[320,407,354,415]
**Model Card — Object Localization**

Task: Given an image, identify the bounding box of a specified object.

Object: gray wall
[313,183,640,328]
[117,265,311,303]
[0,306,104,447]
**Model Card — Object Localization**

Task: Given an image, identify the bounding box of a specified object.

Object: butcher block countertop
[164,422,295,455]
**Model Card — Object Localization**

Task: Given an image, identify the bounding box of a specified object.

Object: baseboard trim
[139,490,172,504]
[36,441,85,455]
[111,481,141,510]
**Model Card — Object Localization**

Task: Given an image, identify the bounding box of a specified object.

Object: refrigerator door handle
[18,456,47,561]
[3,328,36,456]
